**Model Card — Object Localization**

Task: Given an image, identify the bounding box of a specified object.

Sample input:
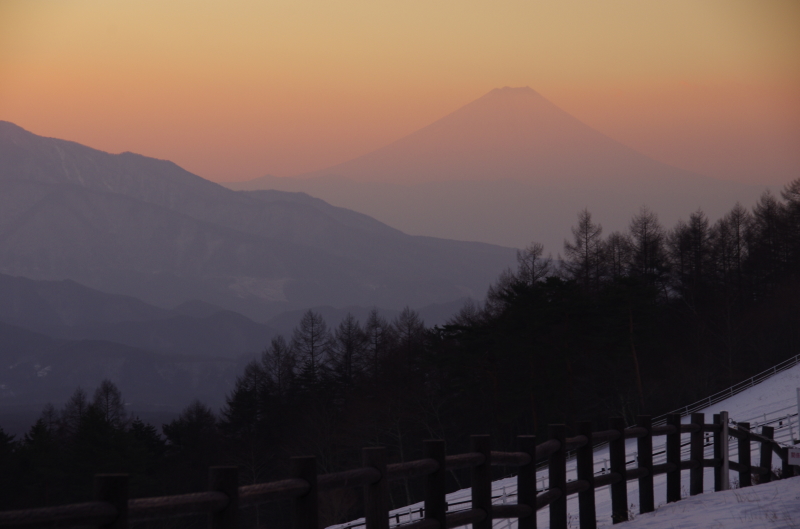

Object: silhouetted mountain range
[228,87,774,249]
[0,121,516,320]
[0,272,474,420]
[0,273,276,358]
[0,320,241,413]
[0,122,517,419]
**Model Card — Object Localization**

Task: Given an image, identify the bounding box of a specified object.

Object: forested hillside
[1,180,798,527]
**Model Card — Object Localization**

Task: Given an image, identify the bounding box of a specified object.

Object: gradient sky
[1,0,798,184]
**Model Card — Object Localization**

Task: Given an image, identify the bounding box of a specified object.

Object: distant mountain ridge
[0,320,240,412]
[0,121,517,319]
[297,86,701,187]
[0,120,224,207]
[0,273,275,358]
[0,272,472,418]
[227,87,774,250]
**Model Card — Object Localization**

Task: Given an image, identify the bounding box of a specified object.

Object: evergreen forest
[1,180,799,527]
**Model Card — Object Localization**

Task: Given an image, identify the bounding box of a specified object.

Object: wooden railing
[651,353,800,424]
[1,412,798,529]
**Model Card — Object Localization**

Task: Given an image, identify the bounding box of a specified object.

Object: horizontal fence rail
[652,353,800,425]
[1,412,799,529]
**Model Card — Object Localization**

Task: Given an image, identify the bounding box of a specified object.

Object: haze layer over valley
[228,87,774,251]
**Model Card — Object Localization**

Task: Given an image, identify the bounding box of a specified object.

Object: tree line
[1,180,798,527]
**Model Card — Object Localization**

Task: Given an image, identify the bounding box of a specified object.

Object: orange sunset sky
[1,0,798,185]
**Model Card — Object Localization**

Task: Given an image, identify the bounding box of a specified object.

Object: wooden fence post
[782,446,795,479]
[423,440,446,529]
[576,421,596,529]
[690,413,704,496]
[713,413,722,491]
[738,422,751,488]
[760,426,774,484]
[209,467,238,529]
[517,435,537,529]
[363,447,390,529]
[94,474,128,529]
[548,425,567,529]
[471,435,492,529]
[291,456,318,529]
[608,417,628,524]
[666,414,681,503]
[719,411,731,490]
[636,415,654,514]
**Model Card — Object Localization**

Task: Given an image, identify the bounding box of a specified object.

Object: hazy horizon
[1,1,798,186]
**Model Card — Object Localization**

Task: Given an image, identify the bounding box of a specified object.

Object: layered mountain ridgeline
[227,87,773,250]
[0,273,276,358]
[0,274,270,419]
[0,321,241,412]
[0,273,470,425]
[0,121,516,320]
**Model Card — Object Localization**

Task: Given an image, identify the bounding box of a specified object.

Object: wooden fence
[1,411,798,529]
[651,353,800,424]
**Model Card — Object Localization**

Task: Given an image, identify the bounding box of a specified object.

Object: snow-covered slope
[621,476,800,529]
[331,356,800,529]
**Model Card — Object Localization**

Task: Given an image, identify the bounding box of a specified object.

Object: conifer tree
[163,400,218,452]
[604,231,631,279]
[364,308,394,378]
[61,388,89,435]
[92,380,127,428]
[749,190,787,286]
[393,307,425,368]
[563,208,605,290]
[222,360,269,436]
[0,426,14,456]
[448,298,484,327]
[711,203,750,290]
[485,267,517,316]
[628,206,669,289]
[262,335,296,399]
[780,179,800,270]
[515,242,553,285]
[162,400,222,490]
[292,310,331,387]
[330,313,367,387]
[0,426,15,508]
